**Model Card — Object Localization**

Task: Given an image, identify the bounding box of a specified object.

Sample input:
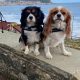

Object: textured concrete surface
[0,30,80,79]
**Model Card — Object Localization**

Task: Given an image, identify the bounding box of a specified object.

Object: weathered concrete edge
[0,43,78,80]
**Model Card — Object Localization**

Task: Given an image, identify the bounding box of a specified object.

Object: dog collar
[24,26,37,31]
[24,25,43,32]
[52,28,64,32]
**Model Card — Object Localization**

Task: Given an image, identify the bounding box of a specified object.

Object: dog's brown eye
[62,12,66,15]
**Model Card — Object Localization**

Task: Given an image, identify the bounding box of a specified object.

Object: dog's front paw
[24,49,29,55]
[21,47,25,51]
[34,51,40,56]
[46,52,53,59]
[63,51,72,56]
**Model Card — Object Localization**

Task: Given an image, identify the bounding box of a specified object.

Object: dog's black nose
[57,14,61,18]
[29,16,33,20]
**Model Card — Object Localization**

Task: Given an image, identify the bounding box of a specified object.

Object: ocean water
[0,3,80,38]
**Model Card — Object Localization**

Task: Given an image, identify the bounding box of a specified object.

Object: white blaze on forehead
[28,13,34,17]
[57,11,62,14]
[57,6,63,10]
[57,6,70,13]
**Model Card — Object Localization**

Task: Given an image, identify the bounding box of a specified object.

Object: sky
[51,0,80,3]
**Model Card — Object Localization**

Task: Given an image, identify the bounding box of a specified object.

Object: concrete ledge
[0,44,78,80]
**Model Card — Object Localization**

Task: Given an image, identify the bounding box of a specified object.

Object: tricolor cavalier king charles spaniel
[19,6,44,55]
[41,7,72,59]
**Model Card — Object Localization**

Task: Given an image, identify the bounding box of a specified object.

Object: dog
[41,7,72,59]
[19,6,44,55]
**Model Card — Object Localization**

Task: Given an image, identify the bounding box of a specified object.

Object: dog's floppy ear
[65,12,71,38]
[20,7,29,29]
[20,10,26,29]
[42,11,52,39]
[37,7,45,25]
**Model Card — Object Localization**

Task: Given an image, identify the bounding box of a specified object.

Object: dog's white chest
[44,32,66,47]
[24,30,40,43]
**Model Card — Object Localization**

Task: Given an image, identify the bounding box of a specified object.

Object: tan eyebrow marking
[26,10,30,13]
[32,9,36,13]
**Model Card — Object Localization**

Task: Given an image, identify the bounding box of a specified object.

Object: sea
[0,3,80,39]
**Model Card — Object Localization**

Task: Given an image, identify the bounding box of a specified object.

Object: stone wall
[0,44,78,80]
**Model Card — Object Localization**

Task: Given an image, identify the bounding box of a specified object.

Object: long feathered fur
[42,8,71,40]
[65,12,71,38]
[42,11,53,40]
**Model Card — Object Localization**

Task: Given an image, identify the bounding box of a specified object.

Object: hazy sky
[51,0,80,3]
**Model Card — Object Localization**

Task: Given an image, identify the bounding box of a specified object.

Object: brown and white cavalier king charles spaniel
[41,6,72,59]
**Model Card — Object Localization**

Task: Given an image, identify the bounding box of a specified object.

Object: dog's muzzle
[29,16,33,20]
[27,13,36,22]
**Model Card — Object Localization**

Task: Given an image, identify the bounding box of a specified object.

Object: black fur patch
[19,6,45,45]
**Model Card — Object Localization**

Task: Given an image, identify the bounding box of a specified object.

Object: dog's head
[52,7,71,22]
[43,7,71,38]
[20,6,44,28]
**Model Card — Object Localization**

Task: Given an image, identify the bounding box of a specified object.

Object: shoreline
[0,2,52,6]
